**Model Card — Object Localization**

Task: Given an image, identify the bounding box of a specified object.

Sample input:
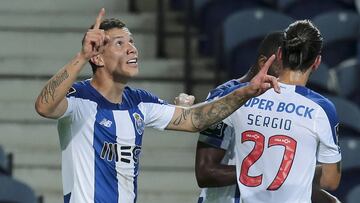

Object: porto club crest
[132,113,145,135]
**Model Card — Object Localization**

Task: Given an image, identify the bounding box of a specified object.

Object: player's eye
[129,39,135,45]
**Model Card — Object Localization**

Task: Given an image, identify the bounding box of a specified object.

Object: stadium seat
[339,137,360,169]
[347,184,360,203]
[279,0,355,19]
[197,0,269,56]
[0,175,37,203]
[332,167,360,203]
[219,8,293,78]
[308,63,337,94]
[334,58,360,98]
[0,147,6,174]
[313,11,360,68]
[326,95,360,137]
[193,0,212,19]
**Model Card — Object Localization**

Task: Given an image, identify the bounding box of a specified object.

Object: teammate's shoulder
[216,79,245,89]
[295,86,336,113]
[207,79,248,100]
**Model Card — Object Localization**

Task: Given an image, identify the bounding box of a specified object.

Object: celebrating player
[34,8,279,203]
[200,20,341,203]
[177,31,341,203]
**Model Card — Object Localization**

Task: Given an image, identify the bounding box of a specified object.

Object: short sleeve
[316,106,341,163]
[198,122,235,150]
[197,80,245,149]
[140,102,175,130]
[59,97,78,119]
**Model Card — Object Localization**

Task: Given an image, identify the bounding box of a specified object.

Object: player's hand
[247,55,280,96]
[174,93,195,107]
[80,8,109,60]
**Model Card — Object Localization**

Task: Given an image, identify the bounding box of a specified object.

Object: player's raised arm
[166,55,280,132]
[35,8,107,119]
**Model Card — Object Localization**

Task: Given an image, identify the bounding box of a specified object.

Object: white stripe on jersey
[58,80,175,203]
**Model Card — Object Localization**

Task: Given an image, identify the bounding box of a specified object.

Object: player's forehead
[106,27,133,39]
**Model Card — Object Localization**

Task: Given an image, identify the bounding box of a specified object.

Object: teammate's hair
[82,18,127,74]
[282,20,323,72]
[257,31,284,58]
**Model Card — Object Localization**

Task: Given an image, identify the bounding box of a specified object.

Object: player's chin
[125,67,139,78]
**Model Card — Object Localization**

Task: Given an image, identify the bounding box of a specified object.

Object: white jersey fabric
[221,82,341,203]
[57,80,175,203]
[197,80,243,203]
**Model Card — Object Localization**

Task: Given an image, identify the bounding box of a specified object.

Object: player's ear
[257,55,267,68]
[311,55,321,71]
[90,55,105,67]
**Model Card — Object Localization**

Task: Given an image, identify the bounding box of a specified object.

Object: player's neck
[278,68,311,86]
[91,74,126,104]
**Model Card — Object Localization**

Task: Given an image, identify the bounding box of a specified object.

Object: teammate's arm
[317,162,341,191]
[175,93,237,187]
[166,55,280,132]
[312,165,342,202]
[195,142,236,187]
[35,9,107,119]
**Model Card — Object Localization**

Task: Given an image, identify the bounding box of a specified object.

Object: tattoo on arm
[173,108,191,126]
[171,89,249,131]
[73,60,80,66]
[40,70,69,104]
[191,94,248,130]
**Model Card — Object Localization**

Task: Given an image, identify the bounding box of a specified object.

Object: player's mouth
[126,58,138,67]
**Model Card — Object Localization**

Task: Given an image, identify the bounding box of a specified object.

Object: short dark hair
[257,31,284,58]
[82,18,127,73]
[282,20,323,72]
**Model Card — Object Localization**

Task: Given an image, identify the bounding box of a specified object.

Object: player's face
[101,27,139,80]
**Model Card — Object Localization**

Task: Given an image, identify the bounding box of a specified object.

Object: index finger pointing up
[94,8,105,29]
[260,54,276,74]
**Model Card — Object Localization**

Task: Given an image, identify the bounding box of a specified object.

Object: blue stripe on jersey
[295,86,339,144]
[122,87,168,109]
[94,108,118,202]
[197,197,204,203]
[64,193,71,203]
[207,80,248,101]
[234,185,240,203]
[127,109,145,203]
[69,80,166,110]
[199,135,224,148]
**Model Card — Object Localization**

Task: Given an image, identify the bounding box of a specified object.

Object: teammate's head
[84,18,138,78]
[256,31,284,77]
[281,20,322,72]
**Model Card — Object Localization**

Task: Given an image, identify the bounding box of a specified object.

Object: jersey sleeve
[59,87,81,119]
[198,122,235,150]
[198,81,246,149]
[137,90,175,130]
[315,103,341,164]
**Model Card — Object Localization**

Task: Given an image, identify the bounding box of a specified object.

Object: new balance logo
[100,118,112,128]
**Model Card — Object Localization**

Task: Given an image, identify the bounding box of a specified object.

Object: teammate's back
[227,83,340,202]
[224,20,341,203]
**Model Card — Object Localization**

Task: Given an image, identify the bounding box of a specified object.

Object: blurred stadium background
[0,0,359,202]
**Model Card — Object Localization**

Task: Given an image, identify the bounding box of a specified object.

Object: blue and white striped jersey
[57,80,175,203]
